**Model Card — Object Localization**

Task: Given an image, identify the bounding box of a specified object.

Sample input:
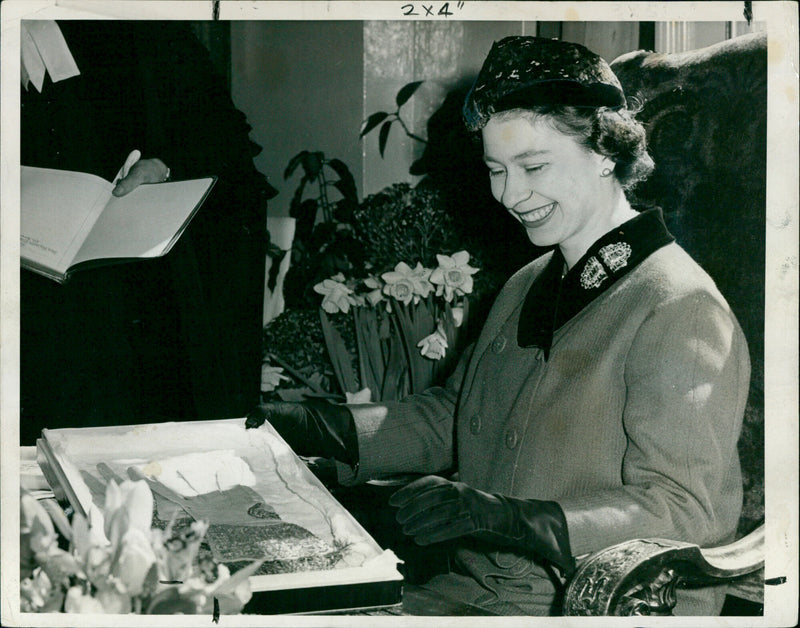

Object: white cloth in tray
[137,450,257,496]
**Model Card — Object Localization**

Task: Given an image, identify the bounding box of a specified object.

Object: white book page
[19,166,112,275]
[71,177,213,266]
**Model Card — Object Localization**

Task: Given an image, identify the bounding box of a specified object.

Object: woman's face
[481,113,616,262]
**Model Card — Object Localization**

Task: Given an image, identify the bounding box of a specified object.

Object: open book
[21,166,216,283]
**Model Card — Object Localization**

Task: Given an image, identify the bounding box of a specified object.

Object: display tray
[36,418,403,614]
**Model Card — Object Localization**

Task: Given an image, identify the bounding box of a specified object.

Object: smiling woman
[482,115,638,267]
[246,35,752,616]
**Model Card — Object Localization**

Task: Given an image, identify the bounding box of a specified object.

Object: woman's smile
[514,201,557,226]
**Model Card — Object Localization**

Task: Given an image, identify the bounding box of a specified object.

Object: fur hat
[463,36,626,131]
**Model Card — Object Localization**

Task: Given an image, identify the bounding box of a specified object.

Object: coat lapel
[518,209,675,358]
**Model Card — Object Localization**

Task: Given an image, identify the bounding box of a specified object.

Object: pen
[113,149,141,185]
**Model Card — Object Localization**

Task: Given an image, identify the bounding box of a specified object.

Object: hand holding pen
[112,149,171,197]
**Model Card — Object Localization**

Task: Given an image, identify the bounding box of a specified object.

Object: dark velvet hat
[463,36,626,131]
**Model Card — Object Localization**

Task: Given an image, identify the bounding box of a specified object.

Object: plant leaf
[378,120,392,158]
[288,178,307,210]
[353,307,385,401]
[396,80,424,107]
[319,310,359,395]
[301,151,324,179]
[380,328,408,401]
[266,248,287,292]
[328,159,358,203]
[284,151,309,179]
[359,111,389,137]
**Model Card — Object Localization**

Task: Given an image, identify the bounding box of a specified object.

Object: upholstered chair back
[611,32,767,536]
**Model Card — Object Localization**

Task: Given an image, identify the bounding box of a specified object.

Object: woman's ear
[598,156,616,178]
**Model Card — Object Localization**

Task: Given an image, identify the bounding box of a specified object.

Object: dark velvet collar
[517,208,675,358]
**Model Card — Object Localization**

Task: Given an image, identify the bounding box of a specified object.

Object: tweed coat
[340,229,750,614]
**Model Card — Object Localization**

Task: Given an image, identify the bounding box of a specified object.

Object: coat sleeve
[335,345,474,484]
[334,257,545,485]
[559,289,750,557]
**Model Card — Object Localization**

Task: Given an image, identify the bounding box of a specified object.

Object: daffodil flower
[430,251,479,302]
[313,273,356,314]
[417,324,449,360]
[381,262,417,305]
[409,262,435,301]
[345,388,372,404]
[20,477,256,615]
[111,527,158,597]
[103,480,153,546]
[363,276,384,306]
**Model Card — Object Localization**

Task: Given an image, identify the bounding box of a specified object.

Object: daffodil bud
[417,325,449,360]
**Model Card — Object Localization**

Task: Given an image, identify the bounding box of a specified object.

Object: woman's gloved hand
[389,475,575,576]
[245,400,359,471]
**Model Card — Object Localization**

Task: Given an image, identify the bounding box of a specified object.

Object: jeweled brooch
[580,256,608,290]
[598,242,632,272]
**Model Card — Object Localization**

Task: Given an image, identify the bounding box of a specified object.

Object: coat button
[491,335,507,354]
[505,428,518,449]
[469,415,482,435]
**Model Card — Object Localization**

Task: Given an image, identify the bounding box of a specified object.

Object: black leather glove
[389,475,575,577]
[245,400,359,471]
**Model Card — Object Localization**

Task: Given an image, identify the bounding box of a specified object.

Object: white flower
[111,527,158,596]
[175,562,253,615]
[314,273,356,314]
[408,262,435,301]
[65,585,106,613]
[20,492,57,557]
[451,305,465,328]
[381,262,417,305]
[345,388,372,404]
[19,475,257,616]
[429,251,479,302]
[363,276,384,306]
[103,480,153,546]
[20,569,53,612]
[94,587,132,614]
[82,544,113,585]
[417,324,449,360]
[70,511,106,564]
[158,520,209,584]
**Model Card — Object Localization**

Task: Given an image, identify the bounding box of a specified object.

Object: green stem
[266,352,326,395]
[318,168,332,223]
[396,115,428,144]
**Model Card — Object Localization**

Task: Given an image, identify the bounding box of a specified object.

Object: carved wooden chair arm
[562,524,765,616]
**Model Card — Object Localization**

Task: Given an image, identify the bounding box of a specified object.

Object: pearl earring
[601,167,613,177]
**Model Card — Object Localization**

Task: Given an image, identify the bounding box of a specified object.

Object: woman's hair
[494,105,654,190]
